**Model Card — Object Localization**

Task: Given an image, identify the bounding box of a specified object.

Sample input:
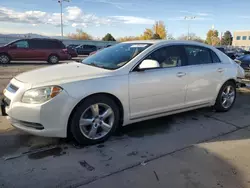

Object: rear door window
[211,50,221,63]
[29,40,48,49]
[49,41,65,49]
[184,45,213,65]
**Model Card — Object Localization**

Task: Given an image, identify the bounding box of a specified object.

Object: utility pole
[58,0,70,39]
[184,16,196,40]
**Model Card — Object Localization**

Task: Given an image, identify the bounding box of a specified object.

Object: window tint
[211,50,221,63]
[84,45,97,50]
[184,46,213,65]
[29,40,65,49]
[236,36,241,40]
[242,36,247,40]
[14,40,29,48]
[145,45,186,68]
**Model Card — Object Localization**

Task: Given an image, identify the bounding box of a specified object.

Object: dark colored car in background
[0,38,70,64]
[236,55,250,71]
[216,47,236,60]
[66,45,78,58]
[89,45,113,56]
[76,44,97,55]
[67,44,80,49]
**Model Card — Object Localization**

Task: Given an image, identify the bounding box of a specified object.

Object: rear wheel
[70,95,120,145]
[48,55,59,64]
[214,81,236,112]
[0,54,10,64]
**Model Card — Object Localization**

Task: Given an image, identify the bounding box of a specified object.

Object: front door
[129,45,188,119]
[184,45,225,106]
[8,40,31,60]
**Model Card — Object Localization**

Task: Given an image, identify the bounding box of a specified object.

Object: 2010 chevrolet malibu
[1,40,245,144]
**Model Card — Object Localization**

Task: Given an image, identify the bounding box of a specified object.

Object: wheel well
[0,53,11,60]
[48,54,59,60]
[67,93,124,137]
[225,79,236,86]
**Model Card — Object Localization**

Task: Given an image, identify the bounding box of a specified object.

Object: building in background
[233,31,250,50]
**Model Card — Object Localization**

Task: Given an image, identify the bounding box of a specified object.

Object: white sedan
[1,40,245,144]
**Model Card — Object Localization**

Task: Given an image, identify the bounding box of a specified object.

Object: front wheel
[0,54,10,64]
[70,95,120,145]
[214,81,236,112]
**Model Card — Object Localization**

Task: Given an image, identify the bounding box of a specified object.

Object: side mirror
[9,44,17,49]
[138,59,160,70]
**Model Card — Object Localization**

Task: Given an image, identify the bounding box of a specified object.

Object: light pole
[184,16,196,40]
[58,0,70,39]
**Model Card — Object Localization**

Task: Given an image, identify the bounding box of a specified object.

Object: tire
[214,81,236,112]
[70,95,120,145]
[0,54,10,64]
[48,55,59,64]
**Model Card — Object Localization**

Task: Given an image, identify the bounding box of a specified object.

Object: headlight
[22,86,62,104]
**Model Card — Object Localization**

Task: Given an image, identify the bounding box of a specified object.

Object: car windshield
[82,43,152,70]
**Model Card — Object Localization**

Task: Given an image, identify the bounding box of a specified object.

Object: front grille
[6,83,19,93]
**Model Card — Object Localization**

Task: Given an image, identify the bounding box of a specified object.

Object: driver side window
[145,45,186,68]
[14,40,29,48]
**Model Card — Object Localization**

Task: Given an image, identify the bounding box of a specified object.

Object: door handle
[176,72,186,77]
[217,68,224,73]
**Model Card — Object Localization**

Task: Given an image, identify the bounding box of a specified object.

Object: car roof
[28,38,61,41]
[122,40,213,48]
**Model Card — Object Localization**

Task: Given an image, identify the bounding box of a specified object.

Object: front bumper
[2,79,78,138]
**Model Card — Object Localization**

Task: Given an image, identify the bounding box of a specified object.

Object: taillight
[62,49,68,54]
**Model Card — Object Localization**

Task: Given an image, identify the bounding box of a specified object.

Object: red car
[0,38,70,64]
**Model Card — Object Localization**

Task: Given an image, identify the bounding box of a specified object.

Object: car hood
[15,62,113,85]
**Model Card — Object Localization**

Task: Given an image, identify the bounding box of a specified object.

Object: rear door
[8,40,31,60]
[184,45,226,106]
[28,39,48,60]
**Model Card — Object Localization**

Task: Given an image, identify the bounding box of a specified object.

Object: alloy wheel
[0,55,9,64]
[79,103,115,140]
[221,85,235,109]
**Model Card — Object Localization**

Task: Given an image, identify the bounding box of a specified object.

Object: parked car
[66,47,78,58]
[216,47,236,60]
[76,45,97,55]
[67,44,80,49]
[89,45,112,56]
[1,40,244,145]
[235,55,250,71]
[0,38,70,64]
